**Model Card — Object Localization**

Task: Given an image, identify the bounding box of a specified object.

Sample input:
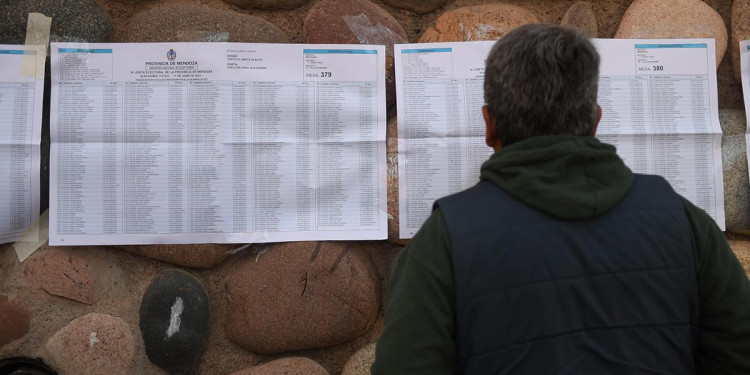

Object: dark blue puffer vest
[435,174,700,375]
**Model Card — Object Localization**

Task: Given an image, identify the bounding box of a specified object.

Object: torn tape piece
[342,14,402,46]
[175,30,229,42]
[14,210,49,262]
[20,13,52,79]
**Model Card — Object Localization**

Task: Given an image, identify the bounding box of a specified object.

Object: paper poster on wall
[739,40,750,193]
[0,46,43,244]
[50,42,387,245]
[395,38,724,239]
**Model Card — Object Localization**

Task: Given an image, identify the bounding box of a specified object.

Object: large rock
[720,108,747,136]
[341,343,376,375]
[120,5,288,43]
[723,134,750,234]
[614,0,727,67]
[560,1,598,38]
[721,110,750,234]
[729,240,750,275]
[228,357,329,375]
[419,4,540,43]
[732,0,750,83]
[386,117,407,245]
[0,295,31,347]
[224,242,379,354]
[23,249,98,304]
[46,313,135,375]
[0,0,112,44]
[223,0,307,10]
[379,0,448,14]
[140,269,210,375]
[304,0,407,114]
[116,244,232,269]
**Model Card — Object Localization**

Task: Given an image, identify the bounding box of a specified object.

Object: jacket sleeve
[371,208,456,375]
[682,198,750,373]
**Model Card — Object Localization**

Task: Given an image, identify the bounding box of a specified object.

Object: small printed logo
[167,49,176,61]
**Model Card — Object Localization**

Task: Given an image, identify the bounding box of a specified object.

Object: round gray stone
[0,0,112,44]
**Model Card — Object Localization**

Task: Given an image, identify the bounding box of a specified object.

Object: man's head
[483,24,601,150]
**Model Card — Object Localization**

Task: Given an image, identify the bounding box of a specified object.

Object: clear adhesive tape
[20,13,51,79]
[14,210,49,262]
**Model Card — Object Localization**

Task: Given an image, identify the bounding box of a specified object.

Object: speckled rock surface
[386,117,407,245]
[116,244,233,269]
[723,132,750,234]
[304,0,406,45]
[380,0,448,14]
[304,0,407,113]
[341,343,376,375]
[23,248,98,304]
[728,239,750,275]
[418,4,540,42]
[560,1,598,38]
[720,109,750,234]
[0,0,112,44]
[223,0,307,10]
[615,0,727,66]
[224,242,380,354]
[46,312,136,375]
[120,4,288,43]
[720,109,747,136]
[731,0,750,83]
[0,295,31,347]
[228,357,329,375]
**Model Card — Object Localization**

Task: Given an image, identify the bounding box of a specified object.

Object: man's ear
[592,104,601,136]
[483,105,501,150]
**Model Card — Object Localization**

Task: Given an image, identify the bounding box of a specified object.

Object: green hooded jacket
[372,136,750,374]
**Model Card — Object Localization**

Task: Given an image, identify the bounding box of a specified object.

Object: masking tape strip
[20,13,51,79]
[14,210,49,262]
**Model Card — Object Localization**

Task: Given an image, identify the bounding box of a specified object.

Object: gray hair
[484,24,600,146]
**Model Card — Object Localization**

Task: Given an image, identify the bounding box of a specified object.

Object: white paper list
[50,43,387,245]
[594,39,724,230]
[0,46,43,244]
[739,40,750,190]
[396,39,724,239]
[395,42,495,238]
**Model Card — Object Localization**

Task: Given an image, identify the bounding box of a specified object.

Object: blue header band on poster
[303,49,377,54]
[634,44,707,49]
[0,50,33,55]
[401,48,453,53]
[58,48,113,53]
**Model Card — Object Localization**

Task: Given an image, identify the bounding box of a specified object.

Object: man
[373,24,750,374]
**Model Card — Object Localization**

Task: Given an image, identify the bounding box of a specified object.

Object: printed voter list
[0,46,44,244]
[395,39,725,239]
[739,40,750,183]
[50,43,387,245]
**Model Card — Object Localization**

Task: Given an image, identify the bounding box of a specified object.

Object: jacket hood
[480,135,634,220]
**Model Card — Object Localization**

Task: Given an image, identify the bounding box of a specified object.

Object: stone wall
[1,0,750,374]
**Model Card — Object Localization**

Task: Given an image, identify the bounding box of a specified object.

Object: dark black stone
[0,357,57,375]
[139,269,210,375]
[0,0,112,45]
